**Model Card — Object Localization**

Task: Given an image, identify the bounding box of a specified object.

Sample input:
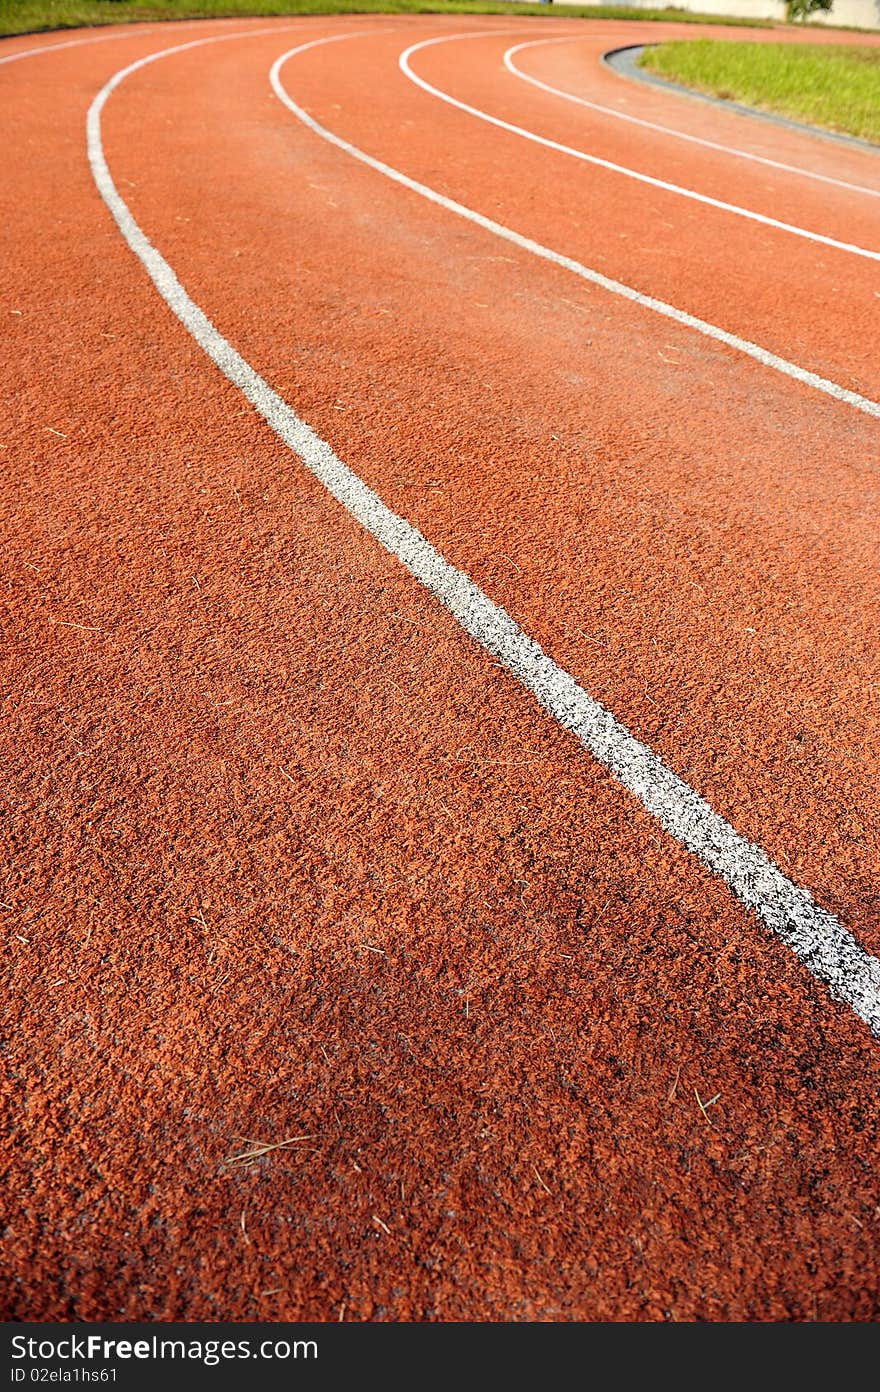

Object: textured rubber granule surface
[1,16,879,1321]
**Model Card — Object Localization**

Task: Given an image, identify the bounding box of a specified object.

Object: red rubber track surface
[2,15,879,1321]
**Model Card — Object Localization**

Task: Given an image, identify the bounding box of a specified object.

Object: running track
[2,14,880,1321]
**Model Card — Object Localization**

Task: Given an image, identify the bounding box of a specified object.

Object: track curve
[2,14,880,1323]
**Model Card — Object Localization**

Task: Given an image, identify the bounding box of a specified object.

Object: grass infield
[639,38,880,143]
[0,0,771,41]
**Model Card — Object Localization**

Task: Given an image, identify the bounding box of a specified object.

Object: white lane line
[0,24,193,68]
[505,37,880,201]
[88,34,880,1037]
[0,14,326,70]
[399,32,880,264]
[0,17,303,68]
[270,51,879,419]
[1,31,151,67]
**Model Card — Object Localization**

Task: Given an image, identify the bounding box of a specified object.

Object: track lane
[399,32,880,263]
[524,24,880,196]
[383,29,880,402]
[3,16,880,1323]
[504,35,880,200]
[89,29,880,1032]
[268,36,879,420]
[94,26,880,955]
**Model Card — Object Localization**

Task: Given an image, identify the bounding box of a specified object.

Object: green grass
[0,0,771,40]
[639,38,880,143]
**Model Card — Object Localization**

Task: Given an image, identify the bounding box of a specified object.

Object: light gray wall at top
[552,0,879,30]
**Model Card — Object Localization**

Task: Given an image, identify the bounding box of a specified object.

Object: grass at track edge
[639,37,880,143]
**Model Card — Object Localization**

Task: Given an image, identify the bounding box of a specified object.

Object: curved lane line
[504,37,880,201]
[0,15,315,69]
[86,32,880,1037]
[399,32,880,263]
[0,29,162,67]
[0,23,227,67]
[270,46,879,418]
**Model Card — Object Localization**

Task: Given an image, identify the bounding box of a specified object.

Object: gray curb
[603,43,880,155]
